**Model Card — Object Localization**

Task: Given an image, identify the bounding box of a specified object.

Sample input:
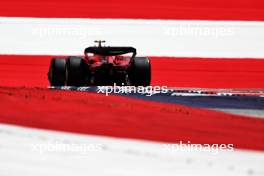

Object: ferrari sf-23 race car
[48,41,151,86]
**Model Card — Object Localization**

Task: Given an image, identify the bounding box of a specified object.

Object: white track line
[0,123,264,176]
[0,17,264,58]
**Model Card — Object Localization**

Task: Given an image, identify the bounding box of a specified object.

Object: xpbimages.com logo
[163,141,234,155]
[97,84,169,96]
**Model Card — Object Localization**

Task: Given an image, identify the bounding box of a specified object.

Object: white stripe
[0,123,263,176]
[0,17,264,58]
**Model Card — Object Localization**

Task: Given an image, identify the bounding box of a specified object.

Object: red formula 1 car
[48,41,151,86]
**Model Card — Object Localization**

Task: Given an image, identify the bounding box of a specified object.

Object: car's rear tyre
[67,56,87,86]
[48,58,67,86]
[129,57,151,86]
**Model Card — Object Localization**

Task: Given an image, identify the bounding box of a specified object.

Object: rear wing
[84,47,137,58]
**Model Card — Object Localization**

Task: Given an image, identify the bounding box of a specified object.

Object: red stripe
[0,86,264,151]
[0,0,264,21]
[151,57,264,88]
[0,55,264,88]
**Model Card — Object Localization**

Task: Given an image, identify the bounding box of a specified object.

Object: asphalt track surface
[52,86,264,117]
[54,86,264,110]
